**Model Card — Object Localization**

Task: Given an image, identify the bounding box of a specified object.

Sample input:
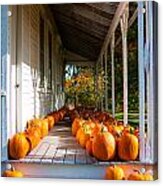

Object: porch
[0,2,158,179]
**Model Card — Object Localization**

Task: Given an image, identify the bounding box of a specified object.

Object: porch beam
[97,2,129,63]
[66,61,95,67]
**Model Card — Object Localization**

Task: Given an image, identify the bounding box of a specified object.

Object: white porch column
[111,33,115,117]
[138,2,145,162]
[100,54,104,111]
[104,49,108,111]
[120,6,129,125]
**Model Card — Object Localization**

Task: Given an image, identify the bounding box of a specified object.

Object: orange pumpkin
[123,125,135,134]
[91,123,108,137]
[72,118,84,136]
[46,115,55,130]
[3,167,23,177]
[107,125,124,137]
[128,170,153,181]
[27,118,42,128]
[24,126,41,149]
[92,128,116,160]
[9,133,30,159]
[76,127,83,142]
[118,133,139,161]
[78,124,92,148]
[86,138,93,156]
[105,165,125,180]
[41,118,49,137]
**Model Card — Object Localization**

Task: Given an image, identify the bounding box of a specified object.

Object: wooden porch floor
[20,117,98,165]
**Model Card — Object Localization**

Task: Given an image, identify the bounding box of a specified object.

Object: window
[39,16,44,87]
[48,31,52,89]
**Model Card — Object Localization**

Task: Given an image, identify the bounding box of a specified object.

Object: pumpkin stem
[133,169,142,174]
[101,124,106,133]
[11,166,15,172]
[130,127,135,134]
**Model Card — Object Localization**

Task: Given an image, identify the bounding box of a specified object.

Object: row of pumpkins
[3,106,153,180]
[70,108,139,161]
[2,165,153,180]
[8,107,67,160]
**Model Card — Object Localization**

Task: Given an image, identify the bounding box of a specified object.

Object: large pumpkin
[9,133,30,159]
[2,167,23,177]
[128,170,153,181]
[118,133,139,161]
[105,165,125,180]
[92,128,116,160]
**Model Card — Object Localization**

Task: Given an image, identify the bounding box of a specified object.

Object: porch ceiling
[49,3,119,61]
[49,2,136,62]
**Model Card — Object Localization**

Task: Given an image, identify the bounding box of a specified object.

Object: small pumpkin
[2,167,23,177]
[118,133,139,161]
[24,126,41,150]
[76,127,83,142]
[72,118,84,136]
[9,133,30,159]
[92,127,116,160]
[27,118,42,128]
[107,125,124,137]
[78,124,92,148]
[105,165,125,180]
[41,118,49,137]
[128,169,153,181]
[46,115,55,130]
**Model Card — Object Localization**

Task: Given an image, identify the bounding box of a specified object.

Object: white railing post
[120,5,129,126]
[145,1,151,163]
[104,49,108,111]
[100,54,104,111]
[138,1,146,162]
[111,33,115,117]
[148,1,156,163]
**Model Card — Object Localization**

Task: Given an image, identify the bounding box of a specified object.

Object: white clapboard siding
[10,5,64,134]
[21,6,34,130]
[29,5,39,118]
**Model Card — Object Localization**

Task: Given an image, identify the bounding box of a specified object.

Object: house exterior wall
[9,5,64,135]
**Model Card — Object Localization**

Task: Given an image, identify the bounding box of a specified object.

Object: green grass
[114,112,142,127]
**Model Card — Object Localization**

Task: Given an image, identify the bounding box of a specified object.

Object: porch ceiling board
[51,6,109,35]
[51,13,106,40]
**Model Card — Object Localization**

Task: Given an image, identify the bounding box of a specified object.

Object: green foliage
[64,21,139,116]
